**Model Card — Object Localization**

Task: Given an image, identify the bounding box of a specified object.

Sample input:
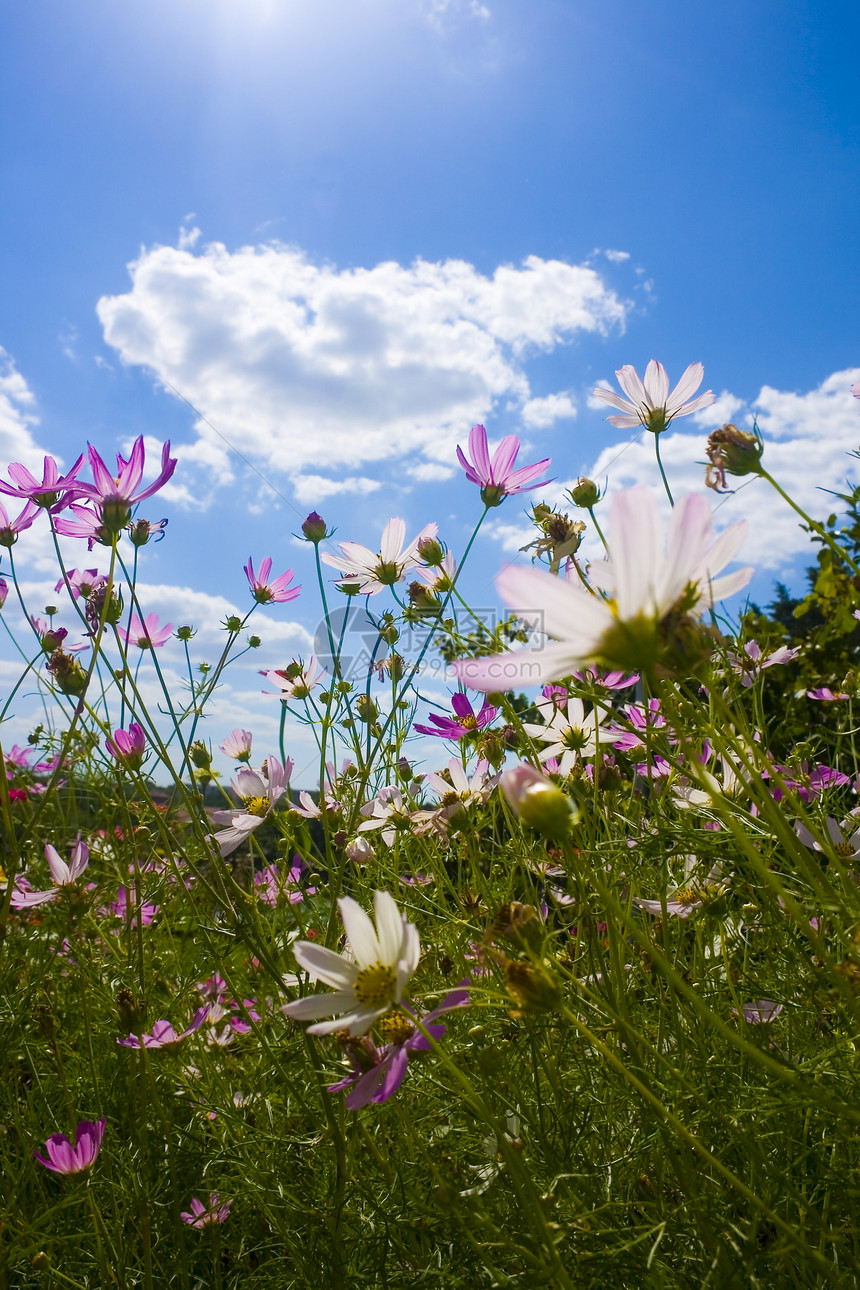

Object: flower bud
[189,741,212,769]
[116,987,147,1031]
[356,695,378,724]
[379,617,399,646]
[127,518,167,546]
[346,836,373,864]
[569,477,601,508]
[223,615,242,633]
[247,635,261,649]
[176,625,195,641]
[504,959,562,1013]
[417,536,445,566]
[0,577,8,609]
[501,763,577,839]
[301,512,329,543]
[47,650,88,697]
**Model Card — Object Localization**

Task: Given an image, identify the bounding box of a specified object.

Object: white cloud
[292,474,382,504]
[407,461,456,482]
[521,392,577,429]
[604,249,630,263]
[0,347,47,471]
[97,240,629,493]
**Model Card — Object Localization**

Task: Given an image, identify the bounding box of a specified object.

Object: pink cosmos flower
[796,816,860,862]
[116,613,173,650]
[254,859,315,907]
[321,518,438,595]
[572,667,639,691]
[329,987,469,1109]
[262,656,325,702]
[852,382,860,399]
[0,497,39,546]
[453,485,752,689]
[414,692,497,740]
[110,884,160,926]
[592,361,715,433]
[220,729,253,761]
[0,577,6,608]
[244,557,301,605]
[0,454,84,510]
[727,640,800,688]
[807,687,849,701]
[34,1118,105,1174]
[767,761,850,803]
[10,835,90,908]
[181,1194,232,1227]
[106,722,146,769]
[456,424,551,507]
[117,1006,210,1049]
[75,437,177,531]
[55,568,105,599]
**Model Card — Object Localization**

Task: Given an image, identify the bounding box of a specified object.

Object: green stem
[653,430,674,507]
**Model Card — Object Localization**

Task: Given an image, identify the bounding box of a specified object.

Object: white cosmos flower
[452,485,752,689]
[522,696,608,776]
[321,517,438,596]
[281,890,420,1036]
[211,756,292,857]
[592,360,714,432]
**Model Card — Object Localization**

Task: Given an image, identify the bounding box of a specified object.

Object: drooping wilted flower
[704,423,765,492]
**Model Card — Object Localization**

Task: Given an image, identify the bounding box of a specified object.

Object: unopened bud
[223,615,242,633]
[417,536,445,566]
[346,836,373,864]
[116,987,147,1031]
[247,635,261,649]
[379,618,399,645]
[501,763,577,839]
[176,625,195,641]
[569,477,601,508]
[356,695,378,724]
[504,959,562,1013]
[301,512,329,543]
[189,741,212,769]
[0,577,7,609]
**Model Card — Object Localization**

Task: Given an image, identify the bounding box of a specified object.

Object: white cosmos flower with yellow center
[282,890,420,1036]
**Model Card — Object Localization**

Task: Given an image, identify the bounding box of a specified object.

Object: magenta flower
[807,687,849,702]
[572,667,639,691]
[55,568,105,599]
[0,453,84,510]
[0,497,39,546]
[244,557,301,605]
[456,424,552,507]
[414,692,497,740]
[767,761,850,803]
[116,613,173,650]
[254,859,314,907]
[106,722,147,770]
[329,988,469,1109]
[852,382,860,398]
[181,1194,232,1227]
[0,577,6,608]
[117,1005,210,1049]
[110,884,160,926]
[75,437,177,532]
[592,361,714,433]
[34,1118,105,1174]
[11,835,90,909]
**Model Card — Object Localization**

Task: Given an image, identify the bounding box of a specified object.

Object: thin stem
[653,431,674,507]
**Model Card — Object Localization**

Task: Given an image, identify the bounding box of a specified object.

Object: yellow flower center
[673,886,697,905]
[243,795,270,818]
[377,1012,414,1045]
[835,841,855,859]
[460,714,478,730]
[353,962,397,1006]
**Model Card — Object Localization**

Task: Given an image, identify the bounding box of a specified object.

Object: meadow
[3,362,860,1288]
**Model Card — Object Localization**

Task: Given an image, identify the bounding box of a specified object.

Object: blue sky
[1,0,858,780]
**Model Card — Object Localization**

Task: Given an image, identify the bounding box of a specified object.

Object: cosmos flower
[281,890,420,1037]
[54,568,105,600]
[211,756,292,857]
[522,695,608,776]
[329,987,469,1109]
[220,729,253,761]
[0,497,40,546]
[321,517,438,595]
[116,613,173,650]
[117,1006,210,1049]
[244,556,301,605]
[181,1194,232,1227]
[592,361,714,433]
[727,640,800,688]
[262,657,326,701]
[452,485,752,688]
[75,437,177,532]
[34,1118,105,1174]
[106,722,146,770]
[796,816,860,863]
[456,424,551,507]
[414,692,497,740]
[0,454,84,510]
[422,758,497,818]
[10,835,90,909]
